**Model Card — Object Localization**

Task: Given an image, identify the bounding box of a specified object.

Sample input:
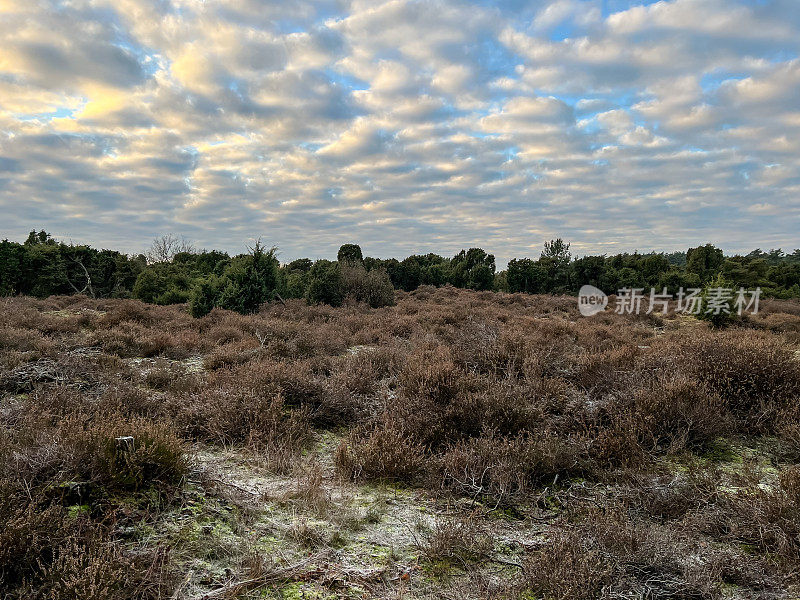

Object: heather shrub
[523,507,731,600]
[777,421,800,460]
[708,466,800,564]
[97,384,164,419]
[35,533,132,600]
[0,326,53,353]
[435,431,586,504]
[571,344,638,396]
[61,414,188,493]
[0,498,173,600]
[0,502,74,591]
[523,516,615,599]
[334,422,426,482]
[627,373,729,453]
[171,386,310,472]
[622,470,722,522]
[415,515,494,567]
[397,344,464,404]
[681,331,800,430]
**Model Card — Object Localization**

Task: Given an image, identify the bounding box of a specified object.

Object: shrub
[171,385,311,473]
[709,466,800,564]
[697,273,738,328]
[684,331,800,430]
[435,431,585,504]
[62,414,189,493]
[216,242,280,314]
[36,533,132,600]
[188,275,224,318]
[334,423,425,483]
[627,373,729,453]
[341,263,395,308]
[305,260,343,306]
[523,506,728,600]
[415,515,493,567]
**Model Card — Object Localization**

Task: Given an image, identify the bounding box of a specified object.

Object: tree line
[1,230,799,316]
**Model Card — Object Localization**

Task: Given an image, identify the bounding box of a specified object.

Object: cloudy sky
[1,0,798,263]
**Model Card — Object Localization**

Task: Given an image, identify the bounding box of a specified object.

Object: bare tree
[66,256,95,298]
[146,234,195,264]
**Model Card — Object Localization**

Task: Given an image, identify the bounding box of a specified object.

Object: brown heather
[0,289,799,597]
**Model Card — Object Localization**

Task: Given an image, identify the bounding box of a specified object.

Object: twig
[190,552,328,599]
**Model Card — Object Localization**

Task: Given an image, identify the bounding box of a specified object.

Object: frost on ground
[161,434,544,599]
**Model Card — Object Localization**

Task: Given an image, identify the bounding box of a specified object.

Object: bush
[334,422,425,483]
[188,275,224,318]
[627,372,729,453]
[341,263,395,308]
[216,242,280,314]
[685,331,800,430]
[524,506,729,600]
[62,414,189,493]
[709,466,800,564]
[305,260,343,306]
[415,515,493,566]
[435,431,585,505]
[697,273,738,328]
[171,381,311,473]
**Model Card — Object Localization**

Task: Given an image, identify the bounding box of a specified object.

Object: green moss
[702,439,740,463]
[67,504,91,517]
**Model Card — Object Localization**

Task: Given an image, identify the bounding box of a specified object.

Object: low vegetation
[1,287,799,598]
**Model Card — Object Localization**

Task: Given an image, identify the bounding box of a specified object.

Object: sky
[0,0,798,264]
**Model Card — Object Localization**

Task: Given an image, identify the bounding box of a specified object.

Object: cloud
[0,0,798,262]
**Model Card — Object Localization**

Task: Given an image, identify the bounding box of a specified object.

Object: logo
[578,285,608,316]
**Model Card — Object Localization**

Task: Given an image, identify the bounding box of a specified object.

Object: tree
[450,248,496,290]
[24,230,57,246]
[540,239,572,292]
[656,268,701,295]
[341,263,395,307]
[132,268,161,303]
[146,234,195,264]
[542,238,570,263]
[305,260,344,306]
[698,273,737,328]
[24,243,67,297]
[398,256,422,291]
[188,275,225,318]
[287,258,313,273]
[217,242,280,314]
[507,258,545,293]
[0,240,26,295]
[641,254,671,286]
[572,255,607,290]
[686,244,724,283]
[337,243,363,265]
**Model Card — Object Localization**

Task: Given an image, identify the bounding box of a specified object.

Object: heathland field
[2,288,800,599]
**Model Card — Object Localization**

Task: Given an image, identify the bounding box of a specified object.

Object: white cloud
[0,0,798,262]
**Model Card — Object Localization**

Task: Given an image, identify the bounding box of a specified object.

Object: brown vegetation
[1,289,799,598]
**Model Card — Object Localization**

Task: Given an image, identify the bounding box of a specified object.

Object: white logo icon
[578,285,608,316]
